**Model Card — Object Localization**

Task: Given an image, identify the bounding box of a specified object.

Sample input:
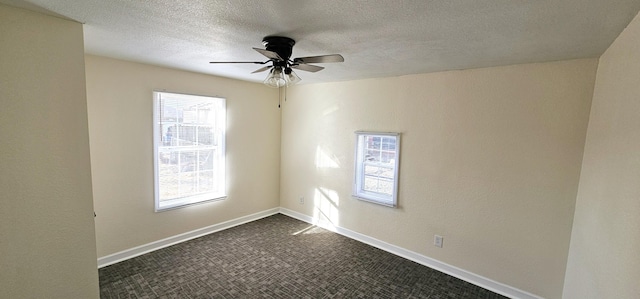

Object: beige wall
[0,4,99,298]
[4,2,637,297]
[563,11,640,299]
[85,55,281,257]
[280,59,598,299]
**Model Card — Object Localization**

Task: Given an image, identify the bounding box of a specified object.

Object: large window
[153,91,226,211]
[353,132,400,207]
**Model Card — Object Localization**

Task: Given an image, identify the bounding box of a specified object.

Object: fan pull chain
[278,86,282,108]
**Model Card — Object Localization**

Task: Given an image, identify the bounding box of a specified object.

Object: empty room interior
[2,1,640,298]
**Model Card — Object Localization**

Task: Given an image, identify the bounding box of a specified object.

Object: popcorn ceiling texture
[7,0,640,84]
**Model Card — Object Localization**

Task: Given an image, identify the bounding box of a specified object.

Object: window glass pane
[198,149,214,170]
[158,149,179,201]
[154,92,226,211]
[179,171,196,194]
[179,150,196,172]
[199,170,215,193]
[363,176,393,196]
[363,163,394,196]
[198,126,214,145]
[366,149,379,162]
[364,164,394,180]
[354,132,400,207]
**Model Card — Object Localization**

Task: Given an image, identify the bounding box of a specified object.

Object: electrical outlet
[434,235,444,248]
[299,197,304,205]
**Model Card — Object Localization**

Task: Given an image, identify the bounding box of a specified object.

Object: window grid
[353,132,400,207]
[153,92,226,211]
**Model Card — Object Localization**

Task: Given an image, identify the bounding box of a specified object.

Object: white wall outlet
[299,197,304,205]
[434,235,444,248]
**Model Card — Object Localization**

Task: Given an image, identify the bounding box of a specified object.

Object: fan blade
[253,48,284,61]
[293,54,344,64]
[292,64,324,73]
[251,65,273,73]
[209,61,267,64]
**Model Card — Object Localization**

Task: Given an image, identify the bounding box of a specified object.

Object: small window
[153,91,226,211]
[353,132,400,207]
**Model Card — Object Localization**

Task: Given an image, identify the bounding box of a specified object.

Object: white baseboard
[97,207,542,299]
[279,208,543,299]
[97,208,280,268]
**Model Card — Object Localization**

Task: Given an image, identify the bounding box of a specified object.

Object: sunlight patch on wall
[313,187,340,229]
[322,104,339,116]
[315,146,340,168]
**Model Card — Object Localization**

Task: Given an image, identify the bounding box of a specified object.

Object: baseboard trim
[279,208,543,299]
[97,207,542,299]
[97,208,280,268]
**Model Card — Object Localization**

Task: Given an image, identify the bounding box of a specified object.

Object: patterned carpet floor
[99,214,509,298]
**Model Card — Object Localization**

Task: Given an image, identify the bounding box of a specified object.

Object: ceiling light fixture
[283,67,301,85]
[210,36,344,89]
[263,66,301,88]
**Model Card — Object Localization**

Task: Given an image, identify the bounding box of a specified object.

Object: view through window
[353,132,400,207]
[153,92,226,211]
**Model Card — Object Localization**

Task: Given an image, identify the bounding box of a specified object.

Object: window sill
[155,195,227,212]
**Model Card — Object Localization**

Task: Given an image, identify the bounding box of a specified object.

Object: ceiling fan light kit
[263,67,286,88]
[210,36,344,88]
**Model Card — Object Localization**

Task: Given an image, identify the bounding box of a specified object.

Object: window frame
[353,131,401,207]
[152,91,226,212]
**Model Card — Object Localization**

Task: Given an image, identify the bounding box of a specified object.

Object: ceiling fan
[210,36,344,88]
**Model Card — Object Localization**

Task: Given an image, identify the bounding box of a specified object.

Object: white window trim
[353,131,401,207]
[153,91,227,212]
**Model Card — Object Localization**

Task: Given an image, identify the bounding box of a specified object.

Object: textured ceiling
[5,0,640,84]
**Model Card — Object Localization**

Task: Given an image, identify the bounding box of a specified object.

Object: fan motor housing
[262,36,295,61]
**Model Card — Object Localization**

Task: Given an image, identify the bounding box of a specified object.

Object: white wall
[85,55,282,257]
[563,11,640,299]
[0,4,99,298]
[281,59,598,299]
